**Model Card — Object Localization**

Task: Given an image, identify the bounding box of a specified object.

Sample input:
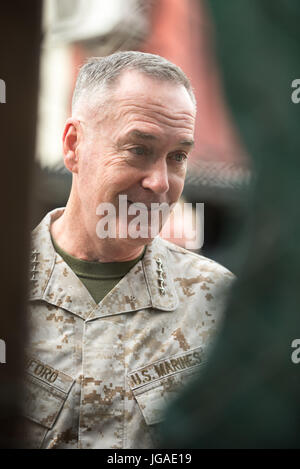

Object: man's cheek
[170,181,185,200]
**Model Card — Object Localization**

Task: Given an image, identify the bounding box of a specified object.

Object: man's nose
[141,160,170,194]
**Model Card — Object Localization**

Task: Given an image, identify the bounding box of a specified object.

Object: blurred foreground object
[0,2,42,448]
[160,0,300,448]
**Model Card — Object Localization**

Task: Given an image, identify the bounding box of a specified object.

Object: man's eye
[171,152,188,162]
[130,147,147,156]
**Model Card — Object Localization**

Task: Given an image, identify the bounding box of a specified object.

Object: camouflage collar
[29,208,179,320]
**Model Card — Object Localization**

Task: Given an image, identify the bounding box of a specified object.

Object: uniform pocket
[127,346,205,426]
[23,358,74,448]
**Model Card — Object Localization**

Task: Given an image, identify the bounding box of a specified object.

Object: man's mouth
[127,200,167,211]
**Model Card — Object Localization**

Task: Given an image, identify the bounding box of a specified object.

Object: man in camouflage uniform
[24,51,234,449]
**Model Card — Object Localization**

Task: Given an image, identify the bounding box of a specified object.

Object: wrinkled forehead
[111,70,196,115]
[103,71,196,135]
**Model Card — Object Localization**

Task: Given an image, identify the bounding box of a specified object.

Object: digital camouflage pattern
[24,208,234,449]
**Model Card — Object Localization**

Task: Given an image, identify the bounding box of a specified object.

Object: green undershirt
[51,236,145,304]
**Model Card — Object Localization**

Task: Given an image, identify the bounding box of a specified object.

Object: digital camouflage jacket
[24,208,234,449]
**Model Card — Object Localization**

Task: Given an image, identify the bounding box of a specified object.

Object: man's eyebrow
[180,139,195,148]
[127,130,158,141]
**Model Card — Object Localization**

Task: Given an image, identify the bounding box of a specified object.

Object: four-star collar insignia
[156,257,166,295]
[30,249,40,283]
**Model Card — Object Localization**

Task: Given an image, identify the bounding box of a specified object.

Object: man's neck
[50,204,145,263]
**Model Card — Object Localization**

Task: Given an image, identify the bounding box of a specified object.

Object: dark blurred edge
[0,2,42,448]
[159,0,300,448]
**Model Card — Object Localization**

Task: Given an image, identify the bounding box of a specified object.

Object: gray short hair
[72,51,196,112]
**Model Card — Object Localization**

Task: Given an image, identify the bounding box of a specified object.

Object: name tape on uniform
[128,346,205,390]
[26,357,74,394]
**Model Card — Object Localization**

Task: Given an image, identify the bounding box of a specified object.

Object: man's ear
[62,118,81,173]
